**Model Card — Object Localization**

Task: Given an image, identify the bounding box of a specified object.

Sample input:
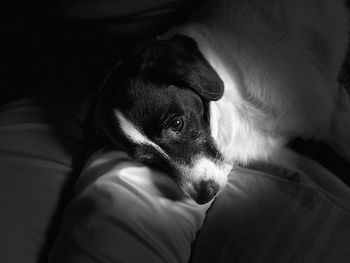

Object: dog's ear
[143,35,224,101]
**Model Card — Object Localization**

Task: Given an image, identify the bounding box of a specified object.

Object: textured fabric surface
[190,162,350,263]
[49,150,211,263]
[49,145,350,263]
[49,148,350,263]
[0,100,86,263]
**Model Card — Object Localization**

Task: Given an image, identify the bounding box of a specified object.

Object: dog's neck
[174,25,286,166]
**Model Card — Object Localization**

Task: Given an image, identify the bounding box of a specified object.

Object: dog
[95,0,350,204]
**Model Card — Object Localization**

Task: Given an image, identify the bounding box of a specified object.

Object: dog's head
[96,35,227,204]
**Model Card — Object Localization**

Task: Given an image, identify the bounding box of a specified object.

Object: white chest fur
[210,95,283,166]
[177,26,286,166]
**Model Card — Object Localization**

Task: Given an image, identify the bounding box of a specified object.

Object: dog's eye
[168,117,184,134]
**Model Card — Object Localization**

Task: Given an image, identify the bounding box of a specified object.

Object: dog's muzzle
[189,179,220,204]
[177,157,230,204]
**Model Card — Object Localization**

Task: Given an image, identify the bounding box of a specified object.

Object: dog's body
[96,0,350,204]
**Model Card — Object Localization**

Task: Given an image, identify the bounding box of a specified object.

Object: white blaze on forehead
[114,110,169,159]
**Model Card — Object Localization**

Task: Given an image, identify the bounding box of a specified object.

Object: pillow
[190,161,350,263]
[0,100,87,263]
[49,149,211,263]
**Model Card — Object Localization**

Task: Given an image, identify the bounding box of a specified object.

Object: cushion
[48,145,350,263]
[49,149,211,263]
[190,161,350,263]
[0,100,87,263]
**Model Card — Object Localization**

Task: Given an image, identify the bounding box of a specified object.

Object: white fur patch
[114,110,170,159]
[178,156,231,194]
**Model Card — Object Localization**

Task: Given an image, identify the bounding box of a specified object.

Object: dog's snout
[190,179,219,205]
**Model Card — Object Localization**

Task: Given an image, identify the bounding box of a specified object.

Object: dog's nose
[190,179,220,205]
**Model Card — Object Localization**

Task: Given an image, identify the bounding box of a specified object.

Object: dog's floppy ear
[143,35,224,101]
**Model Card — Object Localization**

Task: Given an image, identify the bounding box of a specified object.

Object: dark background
[1,0,192,107]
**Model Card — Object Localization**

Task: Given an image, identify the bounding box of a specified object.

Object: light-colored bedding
[49,149,210,263]
[49,146,350,263]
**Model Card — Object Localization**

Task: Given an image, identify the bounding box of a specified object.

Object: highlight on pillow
[49,149,211,263]
[0,100,87,263]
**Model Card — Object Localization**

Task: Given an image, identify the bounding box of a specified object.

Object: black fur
[139,35,224,101]
[95,35,224,178]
